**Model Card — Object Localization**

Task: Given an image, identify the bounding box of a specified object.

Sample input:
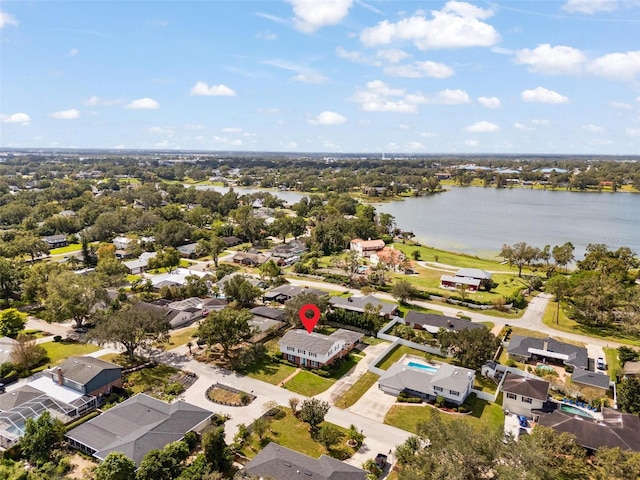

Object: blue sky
[1,0,639,154]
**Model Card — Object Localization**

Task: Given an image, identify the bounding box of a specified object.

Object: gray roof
[177,243,198,255]
[329,295,397,316]
[501,372,549,401]
[66,393,213,465]
[379,361,475,395]
[507,335,589,370]
[430,363,476,392]
[0,336,18,364]
[52,357,122,386]
[218,273,265,289]
[263,284,327,301]
[622,361,640,376]
[404,311,485,333]
[329,329,364,345]
[0,385,44,411]
[455,268,492,280]
[42,234,67,243]
[571,368,611,389]
[537,407,640,452]
[250,306,286,321]
[242,442,367,480]
[279,329,361,356]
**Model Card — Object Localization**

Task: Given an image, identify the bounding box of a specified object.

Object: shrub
[312,369,331,378]
[53,335,63,342]
[397,396,422,403]
[435,395,446,408]
[458,406,469,413]
[0,362,16,378]
[506,359,518,368]
[164,382,185,396]
[184,431,198,450]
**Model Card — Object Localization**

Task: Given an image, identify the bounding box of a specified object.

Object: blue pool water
[560,404,595,418]
[407,361,439,373]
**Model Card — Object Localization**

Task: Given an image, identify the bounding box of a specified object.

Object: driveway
[348,385,397,423]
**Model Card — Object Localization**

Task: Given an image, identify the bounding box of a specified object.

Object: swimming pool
[407,361,439,374]
[560,404,595,418]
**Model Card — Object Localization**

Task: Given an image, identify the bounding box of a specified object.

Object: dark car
[74,327,88,334]
[375,453,388,468]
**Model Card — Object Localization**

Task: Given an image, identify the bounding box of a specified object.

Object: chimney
[56,368,64,386]
[543,341,548,351]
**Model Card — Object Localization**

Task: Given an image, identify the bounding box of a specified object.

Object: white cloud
[49,108,80,120]
[465,121,500,132]
[514,122,534,131]
[420,131,436,137]
[256,31,278,40]
[148,19,169,27]
[1,113,30,125]
[515,44,585,75]
[562,0,618,14]
[126,98,160,109]
[521,87,569,104]
[377,48,410,63]
[67,48,79,57]
[626,127,640,137]
[292,72,329,84]
[383,60,454,78]
[308,111,347,125]
[287,0,353,33]
[464,139,479,146]
[146,126,174,136]
[0,11,18,28]
[255,12,288,25]
[222,127,243,133]
[347,80,417,113]
[582,124,604,132]
[262,59,328,83]
[185,124,205,130]
[360,1,500,50]
[610,101,634,110]
[190,81,236,96]
[427,88,470,104]
[587,51,640,81]
[281,141,299,149]
[398,123,410,130]
[532,119,550,125]
[84,96,120,107]
[406,141,425,150]
[477,96,501,109]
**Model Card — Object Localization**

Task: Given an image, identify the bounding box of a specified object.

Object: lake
[195,185,640,259]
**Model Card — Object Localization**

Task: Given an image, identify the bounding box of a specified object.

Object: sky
[1,0,640,154]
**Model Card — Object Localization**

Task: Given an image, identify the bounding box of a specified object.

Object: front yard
[283,355,362,396]
[40,340,100,366]
[335,372,380,409]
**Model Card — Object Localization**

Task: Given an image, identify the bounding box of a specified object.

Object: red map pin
[299,304,321,334]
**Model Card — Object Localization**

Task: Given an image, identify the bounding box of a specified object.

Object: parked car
[74,327,88,334]
[597,357,606,370]
[518,416,529,428]
[0,383,5,394]
[375,453,388,468]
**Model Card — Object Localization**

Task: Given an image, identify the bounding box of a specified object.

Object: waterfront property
[349,238,385,258]
[377,354,475,405]
[501,372,549,419]
[236,442,367,480]
[279,329,363,368]
[507,336,589,370]
[66,393,213,465]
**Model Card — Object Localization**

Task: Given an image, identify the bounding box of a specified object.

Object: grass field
[335,372,380,409]
[157,327,198,350]
[284,371,334,396]
[393,242,516,272]
[126,363,179,394]
[384,398,504,434]
[41,341,100,365]
[243,358,298,385]
[49,244,82,255]
[543,301,640,347]
[603,347,620,380]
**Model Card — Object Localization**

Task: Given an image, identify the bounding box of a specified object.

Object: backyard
[39,340,100,366]
[376,345,450,371]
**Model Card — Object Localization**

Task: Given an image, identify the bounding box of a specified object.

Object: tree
[391,279,418,304]
[284,291,329,327]
[11,334,46,371]
[617,377,640,414]
[317,423,344,450]
[499,242,541,277]
[289,397,300,416]
[149,247,181,273]
[271,216,292,243]
[197,235,227,267]
[202,426,232,473]
[20,410,65,465]
[14,233,49,263]
[592,447,640,480]
[0,257,22,307]
[21,261,64,304]
[566,271,623,326]
[552,242,575,273]
[81,235,97,267]
[545,274,571,325]
[289,216,307,239]
[96,255,128,286]
[90,302,170,360]
[331,251,361,285]
[259,259,281,281]
[43,271,107,328]
[95,452,137,480]
[438,327,500,370]
[223,275,262,307]
[197,308,253,359]
[252,417,270,440]
[136,448,181,480]
[411,250,421,261]
[0,308,26,337]
[299,398,330,432]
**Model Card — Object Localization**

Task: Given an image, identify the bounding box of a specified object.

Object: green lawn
[543,301,640,347]
[243,358,298,385]
[126,363,179,394]
[474,375,498,393]
[49,243,82,255]
[480,321,495,330]
[41,341,100,365]
[335,372,380,409]
[397,303,443,317]
[384,398,504,434]
[157,327,198,350]
[392,242,515,272]
[240,409,356,460]
[604,347,620,380]
[284,371,334,396]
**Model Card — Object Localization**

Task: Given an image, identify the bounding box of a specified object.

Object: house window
[287,346,295,352]
[310,361,318,368]
[288,354,296,361]
[522,397,532,404]
[449,390,460,396]
[297,349,306,355]
[506,393,517,400]
[433,386,443,392]
[309,353,317,358]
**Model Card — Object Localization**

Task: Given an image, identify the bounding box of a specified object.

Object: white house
[349,238,385,258]
[112,236,134,251]
[501,372,549,418]
[279,329,362,368]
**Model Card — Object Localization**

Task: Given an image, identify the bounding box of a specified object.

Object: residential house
[217,273,266,291]
[501,372,550,418]
[270,239,308,259]
[140,296,209,329]
[124,251,158,274]
[249,306,287,343]
[571,368,611,393]
[279,329,363,368]
[221,236,242,247]
[349,238,385,258]
[66,394,213,465]
[232,251,272,266]
[0,337,18,365]
[47,357,122,397]
[370,246,405,272]
[378,356,475,406]
[41,234,67,249]
[535,407,640,453]
[177,242,198,258]
[329,295,398,319]
[236,442,367,480]
[403,310,485,334]
[263,284,327,303]
[149,268,208,291]
[112,236,134,251]
[507,336,589,370]
[622,361,640,378]
[440,268,493,292]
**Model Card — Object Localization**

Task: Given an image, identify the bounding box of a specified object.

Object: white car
[596,357,606,370]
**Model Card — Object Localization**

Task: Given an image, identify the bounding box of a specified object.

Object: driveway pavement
[348,385,397,423]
